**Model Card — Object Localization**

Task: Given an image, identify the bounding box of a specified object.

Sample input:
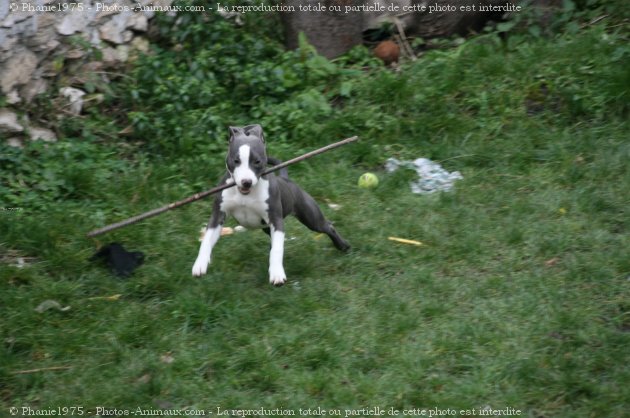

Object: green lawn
[1,21,629,418]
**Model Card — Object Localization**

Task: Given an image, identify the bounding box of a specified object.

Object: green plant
[120,1,380,160]
[0,140,138,211]
[495,0,630,41]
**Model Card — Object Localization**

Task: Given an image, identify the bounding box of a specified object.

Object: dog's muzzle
[238,179,253,194]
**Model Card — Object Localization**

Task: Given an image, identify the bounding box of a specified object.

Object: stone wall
[0,0,173,145]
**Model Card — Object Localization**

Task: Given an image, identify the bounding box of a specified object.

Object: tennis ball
[358,172,379,189]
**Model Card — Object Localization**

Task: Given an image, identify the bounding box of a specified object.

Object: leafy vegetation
[1,2,628,416]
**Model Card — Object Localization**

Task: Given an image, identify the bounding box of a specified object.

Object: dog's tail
[267,157,289,179]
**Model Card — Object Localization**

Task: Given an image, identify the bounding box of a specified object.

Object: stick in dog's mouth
[85,136,358,238]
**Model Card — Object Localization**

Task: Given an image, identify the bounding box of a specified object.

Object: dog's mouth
[238,186,251,195]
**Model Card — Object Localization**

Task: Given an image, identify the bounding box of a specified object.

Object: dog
[192,124,350,286]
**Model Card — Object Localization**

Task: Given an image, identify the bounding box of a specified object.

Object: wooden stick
[86,136,359,237]
[12,366,72,374]
[393,17,416,61]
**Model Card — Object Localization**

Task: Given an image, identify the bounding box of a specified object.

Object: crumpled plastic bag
[385,157,463,194]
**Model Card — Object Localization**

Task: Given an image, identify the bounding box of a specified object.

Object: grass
[1,22,629,417]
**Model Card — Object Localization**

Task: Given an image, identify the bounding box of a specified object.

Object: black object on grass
[90,243,145,278]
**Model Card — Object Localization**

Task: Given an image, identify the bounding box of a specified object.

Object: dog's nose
[241,179,252,189]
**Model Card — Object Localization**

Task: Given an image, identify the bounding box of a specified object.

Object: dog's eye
[254,159,262,165]
[234,158,240,165]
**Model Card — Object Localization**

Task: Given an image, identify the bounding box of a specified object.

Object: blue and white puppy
[192,124,350,286]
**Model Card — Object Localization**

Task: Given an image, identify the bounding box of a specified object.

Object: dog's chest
[220,179,270,229]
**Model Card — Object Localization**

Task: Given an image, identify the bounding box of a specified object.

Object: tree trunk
[364,0,561,38]
[383,0,508,38]
[283,0,563,58]
[281,0,364,59]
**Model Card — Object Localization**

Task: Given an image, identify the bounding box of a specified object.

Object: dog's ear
[228,126,242,141]
[244,124,264,142]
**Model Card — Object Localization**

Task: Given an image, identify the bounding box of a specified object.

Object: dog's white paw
[192,256,210,277]
[269,265,287,286]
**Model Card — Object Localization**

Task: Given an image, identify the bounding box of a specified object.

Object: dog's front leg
[192,226,221,276]
[192,199,226,277]
[268,223,287,286]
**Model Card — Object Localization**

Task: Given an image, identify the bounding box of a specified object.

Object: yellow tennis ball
[358,172,379,189]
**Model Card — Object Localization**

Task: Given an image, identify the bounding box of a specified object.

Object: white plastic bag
[385,157,463,194]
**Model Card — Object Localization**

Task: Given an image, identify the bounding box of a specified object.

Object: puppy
[192,124,350,285]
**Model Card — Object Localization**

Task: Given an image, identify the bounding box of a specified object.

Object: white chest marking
[220,178,270,229]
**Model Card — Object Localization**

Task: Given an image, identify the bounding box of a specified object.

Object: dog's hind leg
[294,192,351,252]
[323,221,351,252]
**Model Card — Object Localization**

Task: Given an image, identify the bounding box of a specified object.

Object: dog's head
[226,124,267,195]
